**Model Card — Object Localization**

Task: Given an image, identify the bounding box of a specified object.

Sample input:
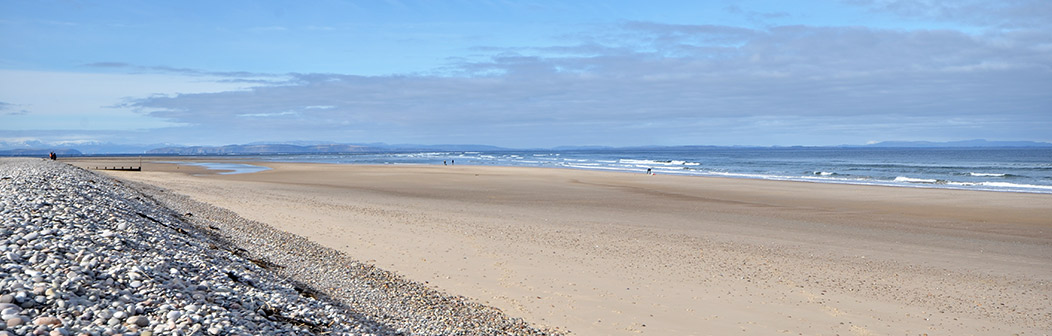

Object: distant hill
[147,143,513,155]
[0,148,82,156]
[551,145,616,151]
[863,139,1052,148]
[364,143,509,151]
[0,140,176,155]
[147,144,371,155]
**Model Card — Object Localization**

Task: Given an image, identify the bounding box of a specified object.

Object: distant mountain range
[859,139,1052,148]
[0,141,509,156]
[0,140,174,155]
[146,143,510,155]
[0,148,82,156]
[1,139,1049,156]
[147,144,371,155]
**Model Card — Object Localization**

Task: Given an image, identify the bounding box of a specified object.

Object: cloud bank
[122,22,1051,146]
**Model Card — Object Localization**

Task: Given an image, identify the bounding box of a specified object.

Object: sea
[227,147,1052,194]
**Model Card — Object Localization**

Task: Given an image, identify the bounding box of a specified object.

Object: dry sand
[67,157,1052,335]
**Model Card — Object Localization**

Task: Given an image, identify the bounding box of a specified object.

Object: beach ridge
[1,158,560,335]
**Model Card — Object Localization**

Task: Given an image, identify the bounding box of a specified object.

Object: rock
[0,294,14,303]
[33,316,61,326]
[6,316,25,327]
[1,306,21,319]
[127,315,149,327]
[13,291,27,303]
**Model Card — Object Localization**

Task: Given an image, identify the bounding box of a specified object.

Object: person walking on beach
[646,168,652,175]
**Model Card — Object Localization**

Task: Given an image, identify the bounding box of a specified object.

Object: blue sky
[1,0,1050,149]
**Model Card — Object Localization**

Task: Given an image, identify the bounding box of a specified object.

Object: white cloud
[237,111,300,118]
[0,69,265,131]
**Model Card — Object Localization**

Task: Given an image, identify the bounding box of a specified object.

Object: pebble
[33,316,61,326]
[126,315,149,327]
[6,316,24,327]
[1,307,21,320]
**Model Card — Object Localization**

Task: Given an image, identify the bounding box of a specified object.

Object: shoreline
[66,157,1052,335]
[59,154,1052,195]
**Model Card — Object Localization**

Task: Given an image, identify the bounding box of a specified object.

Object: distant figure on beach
[451,160,454,165]
[444,160,447,166]
[49,152,57,160]
[647,168,652,175]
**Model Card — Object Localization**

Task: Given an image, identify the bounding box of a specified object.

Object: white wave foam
[619,159,702,166]
[894,176,940,184]
[969,172,1007,177]
[977,182,1052,191]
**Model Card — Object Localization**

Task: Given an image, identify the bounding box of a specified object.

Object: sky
[1,0,1050,149]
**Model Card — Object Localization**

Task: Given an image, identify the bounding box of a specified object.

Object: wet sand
[67,157,1052,335]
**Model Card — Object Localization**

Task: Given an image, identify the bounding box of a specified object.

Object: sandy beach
[67,158,1052,335]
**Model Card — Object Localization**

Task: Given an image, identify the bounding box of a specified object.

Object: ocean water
[242,147,1052,194]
